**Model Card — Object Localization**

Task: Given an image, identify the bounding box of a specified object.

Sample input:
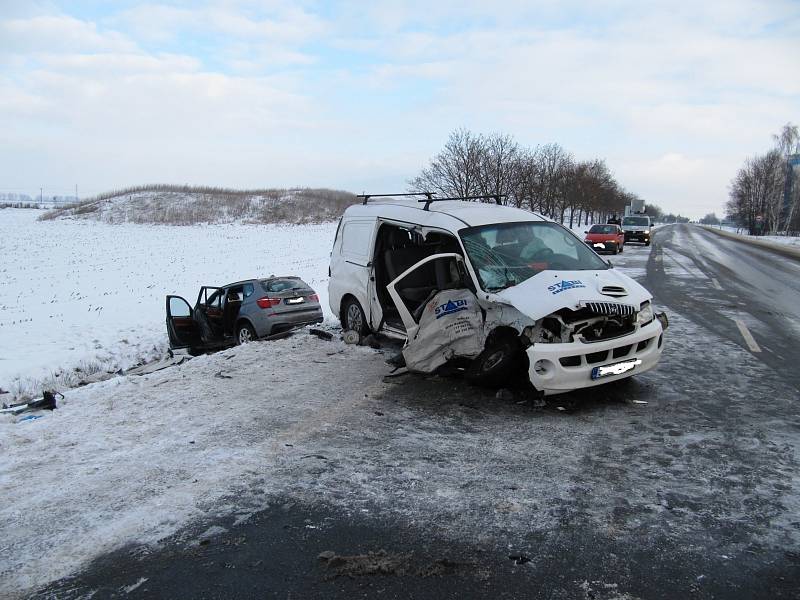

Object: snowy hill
[41,185,358,225]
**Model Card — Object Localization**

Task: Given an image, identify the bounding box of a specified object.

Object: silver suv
[166,277,323,353]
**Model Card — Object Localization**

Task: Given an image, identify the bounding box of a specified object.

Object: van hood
[494,269,651,320]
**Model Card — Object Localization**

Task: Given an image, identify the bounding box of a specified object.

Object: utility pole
[75,184,78,202]
[40,187,43,204]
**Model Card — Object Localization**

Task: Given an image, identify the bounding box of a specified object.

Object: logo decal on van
[548,280,586,295]
[435,298,469,319]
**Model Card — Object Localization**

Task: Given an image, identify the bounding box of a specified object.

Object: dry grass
[40,185,359,225]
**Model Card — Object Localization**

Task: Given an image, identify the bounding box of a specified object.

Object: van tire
[342,297,369,335]
[467,336,522,386]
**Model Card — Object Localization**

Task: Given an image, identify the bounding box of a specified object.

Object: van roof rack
[356,192,505,210]
[357,192,434,205]
[418,194,505,210]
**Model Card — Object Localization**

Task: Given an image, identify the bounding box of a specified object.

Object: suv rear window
[260,278,311,293]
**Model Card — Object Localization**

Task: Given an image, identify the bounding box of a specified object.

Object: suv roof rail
[419,194,505,210]
[357,192,435,205]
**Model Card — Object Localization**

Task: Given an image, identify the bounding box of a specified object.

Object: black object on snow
[309,328,334,341]
[1,390,62,415]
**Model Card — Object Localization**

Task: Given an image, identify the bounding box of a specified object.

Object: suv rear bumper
[526,319,664,395]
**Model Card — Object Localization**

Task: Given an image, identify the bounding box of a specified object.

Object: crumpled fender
[402,288,486,373]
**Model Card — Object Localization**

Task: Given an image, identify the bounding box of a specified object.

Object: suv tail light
[257,297,282,309]
[308,293,319,303]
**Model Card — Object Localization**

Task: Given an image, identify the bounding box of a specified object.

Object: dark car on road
[622,215,652,245]
[166,277,323,353]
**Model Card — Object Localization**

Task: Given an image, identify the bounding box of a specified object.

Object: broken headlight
[637,301,654,326]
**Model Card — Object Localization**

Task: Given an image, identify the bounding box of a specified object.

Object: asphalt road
[35,225,800,600]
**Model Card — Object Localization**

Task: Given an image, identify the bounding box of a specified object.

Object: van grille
[584,302,636,317]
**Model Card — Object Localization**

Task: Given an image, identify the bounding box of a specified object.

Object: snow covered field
[0,209,337,399]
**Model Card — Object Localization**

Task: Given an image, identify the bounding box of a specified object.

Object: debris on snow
[126,355,190,376]
[121,577,148,594]
[361,334,381,349]
[318,549,412,578]
[496,389,514,401]
[342,330,361,345]
[1,390,60,415]
[309,328,334,341]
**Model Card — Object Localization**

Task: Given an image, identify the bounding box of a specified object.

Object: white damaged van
[328,194,667,395]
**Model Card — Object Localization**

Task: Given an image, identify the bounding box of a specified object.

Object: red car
[584,224,625,254]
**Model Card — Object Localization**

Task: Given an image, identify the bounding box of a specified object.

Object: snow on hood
[494,269,651,320]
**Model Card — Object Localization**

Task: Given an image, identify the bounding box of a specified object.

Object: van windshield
[460,222,609,292]
[623,216,650,226]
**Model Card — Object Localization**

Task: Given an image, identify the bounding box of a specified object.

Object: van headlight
[637,301,653,326]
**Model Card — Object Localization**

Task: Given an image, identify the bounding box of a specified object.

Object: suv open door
[166,295,201,350]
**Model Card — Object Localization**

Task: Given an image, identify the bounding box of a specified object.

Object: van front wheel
[466,337,522,386]
[342,298,369,335]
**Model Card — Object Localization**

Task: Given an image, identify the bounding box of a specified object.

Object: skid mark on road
[734,318,762,353]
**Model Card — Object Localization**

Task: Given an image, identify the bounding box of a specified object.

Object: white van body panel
[328,216,377,324]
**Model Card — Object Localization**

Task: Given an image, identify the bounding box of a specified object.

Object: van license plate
[286,297,304,304]
[591,359,642,380]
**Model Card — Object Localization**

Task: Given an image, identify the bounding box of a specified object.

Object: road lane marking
[734,319,761,353]
[712,277,722,290]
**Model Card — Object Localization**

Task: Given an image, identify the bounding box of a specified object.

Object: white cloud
[0,1,797,217]
[0,15,136,54]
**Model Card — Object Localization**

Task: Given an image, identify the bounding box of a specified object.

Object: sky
[0,1,798,218]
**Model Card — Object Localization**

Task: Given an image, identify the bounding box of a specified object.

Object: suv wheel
[342,297,369,335]
[236,323,256,345]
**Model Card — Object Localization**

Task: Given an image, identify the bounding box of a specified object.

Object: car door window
[243,283,254,298]
[341,220,374,264]
[169,296,191,317]
[206,290,223,310]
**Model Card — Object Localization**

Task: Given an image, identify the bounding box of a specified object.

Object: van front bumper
[624,231,650,242]
[526,318,664,395]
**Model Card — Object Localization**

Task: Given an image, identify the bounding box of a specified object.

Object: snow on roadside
[0,209,338,399]
[711,224,800,247]
[0,335,386,596]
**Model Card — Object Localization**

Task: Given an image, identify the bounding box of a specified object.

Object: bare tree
[411,129,641,225]
[409,129,485,198]
[475,132,522,201]
[773,122,800,234]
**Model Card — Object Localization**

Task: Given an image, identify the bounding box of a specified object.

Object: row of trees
[726,123,800,235]
[409,129,645,227]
